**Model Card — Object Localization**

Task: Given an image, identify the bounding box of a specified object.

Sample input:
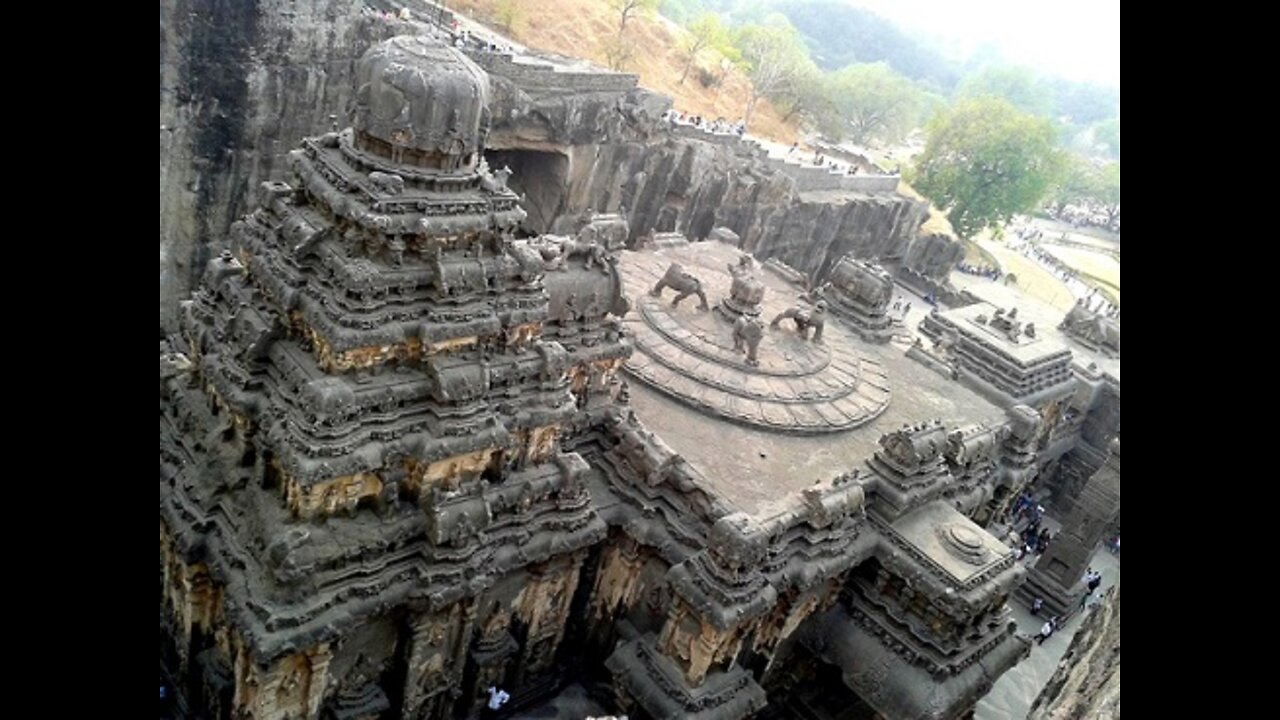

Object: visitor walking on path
[1034,618,1057,645]
[483,686,510,719]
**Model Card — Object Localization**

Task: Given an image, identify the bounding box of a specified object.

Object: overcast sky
[849,0,1119,88]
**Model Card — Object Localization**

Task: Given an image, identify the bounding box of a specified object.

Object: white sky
[848,0,1119,87]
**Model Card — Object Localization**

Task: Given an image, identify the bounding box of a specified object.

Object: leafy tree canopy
[774,0,958,90]
[732,14,811,127]
[911,97,1065,239]
[679,13,734,83]
[1093,118,1120,158]
[825,62,924,146]
[956,64,1054,118]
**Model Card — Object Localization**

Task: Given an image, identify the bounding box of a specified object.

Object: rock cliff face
[159,0,954,328]
[482,68,938,287]
[1029,585,1121,720]
[159,0,395,328]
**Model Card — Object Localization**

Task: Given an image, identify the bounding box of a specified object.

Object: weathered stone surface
[619,243,890,434]
[1018,439,1120,616]
[161,9,1120,720]
[1028,585,1120,720]
[160,2,940,331]
[160,0,403,329]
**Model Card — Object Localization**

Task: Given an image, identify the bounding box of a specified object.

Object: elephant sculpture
[733,315,764,366]
[771,300,827,342]
[367,171,404,196]
[650,263,710,310]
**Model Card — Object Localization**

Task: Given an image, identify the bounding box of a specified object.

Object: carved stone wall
[161,2,943,330]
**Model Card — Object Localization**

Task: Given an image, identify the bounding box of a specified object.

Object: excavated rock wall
[160,1,948,329]
[1029,584,1120,720]
[483,71,936,286]
[159,0,398,329]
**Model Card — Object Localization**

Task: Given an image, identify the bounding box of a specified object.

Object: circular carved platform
[618,243,891,434]
[939,523,991,565]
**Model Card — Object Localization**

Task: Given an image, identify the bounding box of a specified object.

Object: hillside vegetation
[453,0,800,143]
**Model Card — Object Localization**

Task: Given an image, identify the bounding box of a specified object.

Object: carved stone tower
[1016,437,1120,616]
[160,35,631,720]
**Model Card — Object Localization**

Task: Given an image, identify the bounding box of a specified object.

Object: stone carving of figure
[770,300,827,342]
[650,263,710,310]
[387,236,406,266]
[537,239,567,271]
[368,171,404,196]
[559,236,611,273]
[482,165,513,193]
[989,306,1023,340]
[723,254,766,316]
[732,315,764,366]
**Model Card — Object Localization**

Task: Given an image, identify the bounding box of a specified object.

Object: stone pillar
[993,405,1041,527]
[657,599,750,686]
[469,601,519,715]
[1017,438,1119,616]
[245,644,333,720]
[512,555,584,685]
[403,602,475,720]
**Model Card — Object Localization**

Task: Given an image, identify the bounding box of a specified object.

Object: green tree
[773,57,835,127]
[911,97,1065,239]
[1047,79,1119,126]
[605,0,659,69]
[1046,156,1119,227]
[956,65,1053,118]
[610,0,660,36]
[825,62,923,145]
[1093,118,1120,158]
[494,0,524,35]
[679,13,731,84]
[1047,154,1101,214]
[1098,162,1120,225]
[733,16,810,129]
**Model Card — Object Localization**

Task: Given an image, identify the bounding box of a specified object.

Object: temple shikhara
[161,30,1119,720]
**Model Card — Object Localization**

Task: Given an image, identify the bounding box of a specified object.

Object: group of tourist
[890,298,912,318]
[787,144,896,177]
[444,22,514,54]
[662,110,746,138]
[1009,493,1055,559]
[1005,228,1118,315]
[1068,568,1108,617]
[956,262,1002,281]
[1046,202,1119,234]
[366,6,413,23]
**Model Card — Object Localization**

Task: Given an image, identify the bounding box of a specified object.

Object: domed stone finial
[353,35,491,171]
